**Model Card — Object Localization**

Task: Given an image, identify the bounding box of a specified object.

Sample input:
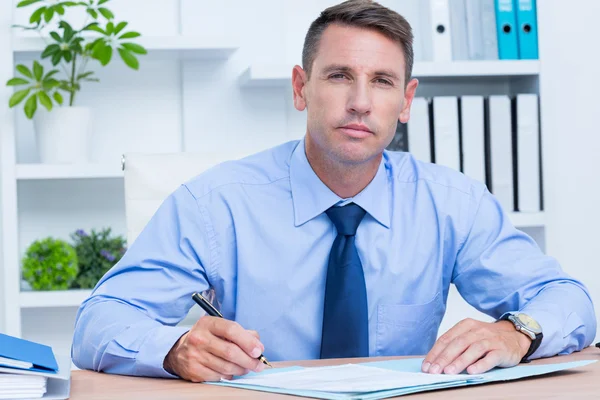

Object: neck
[305,137,382,199]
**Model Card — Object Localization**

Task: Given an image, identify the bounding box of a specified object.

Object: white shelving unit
[12,36,238,60]
[0,1,241,342]
[16,164,123,180]
[239,60,540,87]
[20,290,92,308]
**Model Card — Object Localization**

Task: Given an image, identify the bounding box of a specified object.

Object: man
[72,0,596,382]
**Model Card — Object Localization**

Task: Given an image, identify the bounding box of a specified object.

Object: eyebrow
[320,64,401,81]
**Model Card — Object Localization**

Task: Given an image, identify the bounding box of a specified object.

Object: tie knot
[325,203,366,236]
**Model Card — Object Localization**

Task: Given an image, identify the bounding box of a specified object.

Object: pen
[191,292,272,368]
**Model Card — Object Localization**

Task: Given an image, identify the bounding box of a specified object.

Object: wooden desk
[69,347,599,399]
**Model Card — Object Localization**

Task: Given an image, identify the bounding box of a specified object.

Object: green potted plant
[22,237,79,291]
[70,227,126,289]
[6,0,146,164]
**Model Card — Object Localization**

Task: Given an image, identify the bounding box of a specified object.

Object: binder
[465,0,499,60]
[516,94,541,212]
[429,0,453,61]
[386,121,409,152]
[0,334,70,399]
[515,0,539,59]
[488,95,515,212]
[494,0,519,59]
[449,0,469,60]
[433,97,460,171]
[460,96,486,183]
[407,97,432,163]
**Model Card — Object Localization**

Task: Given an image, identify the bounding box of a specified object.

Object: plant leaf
[41,44,60,58]
[49,31,62,42]
[98,0,109,5]
[7,78,30,86]
[118,48,138,70]
[43,7,54,23]
[53,91,64,105]
[61,1,78,6]
[113,21,127,35]
[98,7,114,20]
[106,22,114,35]
[17,0,42,7]
[97,45,113,65]
[16,64,33,78]
[9,89,31,107]
[44,69,60,80]
[24,93,38,119]
[84,24,105,34]
[29,6,46,24]
[38,91,53,111]
[63,51,72,62]
[87,8,98,19]
[33,61,43,81]
[121,42,147,55]
[118,31,140,39]
[76,71,94,79]
[51,51,62,65]
[56,5,65,15]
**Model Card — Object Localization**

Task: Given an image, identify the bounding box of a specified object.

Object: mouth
[337,124,373,139]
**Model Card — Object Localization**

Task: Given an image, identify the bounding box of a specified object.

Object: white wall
[537,0,600,344]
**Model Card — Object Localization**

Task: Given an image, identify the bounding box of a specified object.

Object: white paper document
[223,364,483,393]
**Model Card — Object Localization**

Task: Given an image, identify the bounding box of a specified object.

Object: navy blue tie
[320,203,369,359]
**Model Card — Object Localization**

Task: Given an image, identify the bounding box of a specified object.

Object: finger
[422,319,478,373]
[443,339,493,375]
[184,362,230,383]
[207,334,265,373]
[202,351,250,377]
[210,318,264,358]
[248,330,261,340]
[466,349,504,375]
[427,330,481,374]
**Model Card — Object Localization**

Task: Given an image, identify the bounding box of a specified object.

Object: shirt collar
[289,138,391,228]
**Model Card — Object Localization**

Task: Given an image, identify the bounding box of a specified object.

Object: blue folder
[495,0,519,59]
[0,333,58,373]
[208,357,596,399]
[515,0,539,59]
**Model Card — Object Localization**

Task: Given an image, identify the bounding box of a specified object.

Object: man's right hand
[163,316,266,382]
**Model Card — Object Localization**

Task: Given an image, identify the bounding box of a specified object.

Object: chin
[330,141,380,165]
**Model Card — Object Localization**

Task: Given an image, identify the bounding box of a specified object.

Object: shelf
[12,35,238,60]
[239,60,540,87]
[508,212,545,228]
[16,163,123,180]
[20,289,92,308]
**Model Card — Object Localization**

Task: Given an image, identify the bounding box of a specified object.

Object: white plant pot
[33,106,92,164]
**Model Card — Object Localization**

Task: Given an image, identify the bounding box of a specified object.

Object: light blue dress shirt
[72,139,596,378]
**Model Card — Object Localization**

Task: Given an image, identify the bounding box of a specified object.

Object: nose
[347,80,372,116]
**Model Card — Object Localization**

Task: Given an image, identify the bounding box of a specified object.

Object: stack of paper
[209,357,597,399]
[0,374,47,399]
[0,334,70,400]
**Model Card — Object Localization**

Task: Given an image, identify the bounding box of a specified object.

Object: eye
[375,78,393,86]
[330,73,348,80]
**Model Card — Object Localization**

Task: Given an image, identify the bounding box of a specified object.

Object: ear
[399,78,419,124]
[292,65,308,111]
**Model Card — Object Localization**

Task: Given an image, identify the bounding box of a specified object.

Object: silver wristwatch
[501,312,543,363]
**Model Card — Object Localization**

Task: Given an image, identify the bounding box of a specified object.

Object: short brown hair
[302,0,414,85]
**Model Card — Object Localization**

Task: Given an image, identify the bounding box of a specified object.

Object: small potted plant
[21,237,79,291]
[70,227,126,289]
[6,0,146,164]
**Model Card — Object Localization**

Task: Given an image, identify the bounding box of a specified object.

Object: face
[292,24,418,166]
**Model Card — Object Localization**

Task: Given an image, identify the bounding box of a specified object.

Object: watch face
[516,313,542,333]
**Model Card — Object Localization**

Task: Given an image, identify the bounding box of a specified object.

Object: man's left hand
[422,318,532,375]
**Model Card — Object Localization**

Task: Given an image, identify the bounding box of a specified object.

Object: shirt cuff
[512,307,564,359]
[135,325,190,378]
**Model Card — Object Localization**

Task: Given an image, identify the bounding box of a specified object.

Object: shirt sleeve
[452,187,597,359]
[71,184,212,377]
